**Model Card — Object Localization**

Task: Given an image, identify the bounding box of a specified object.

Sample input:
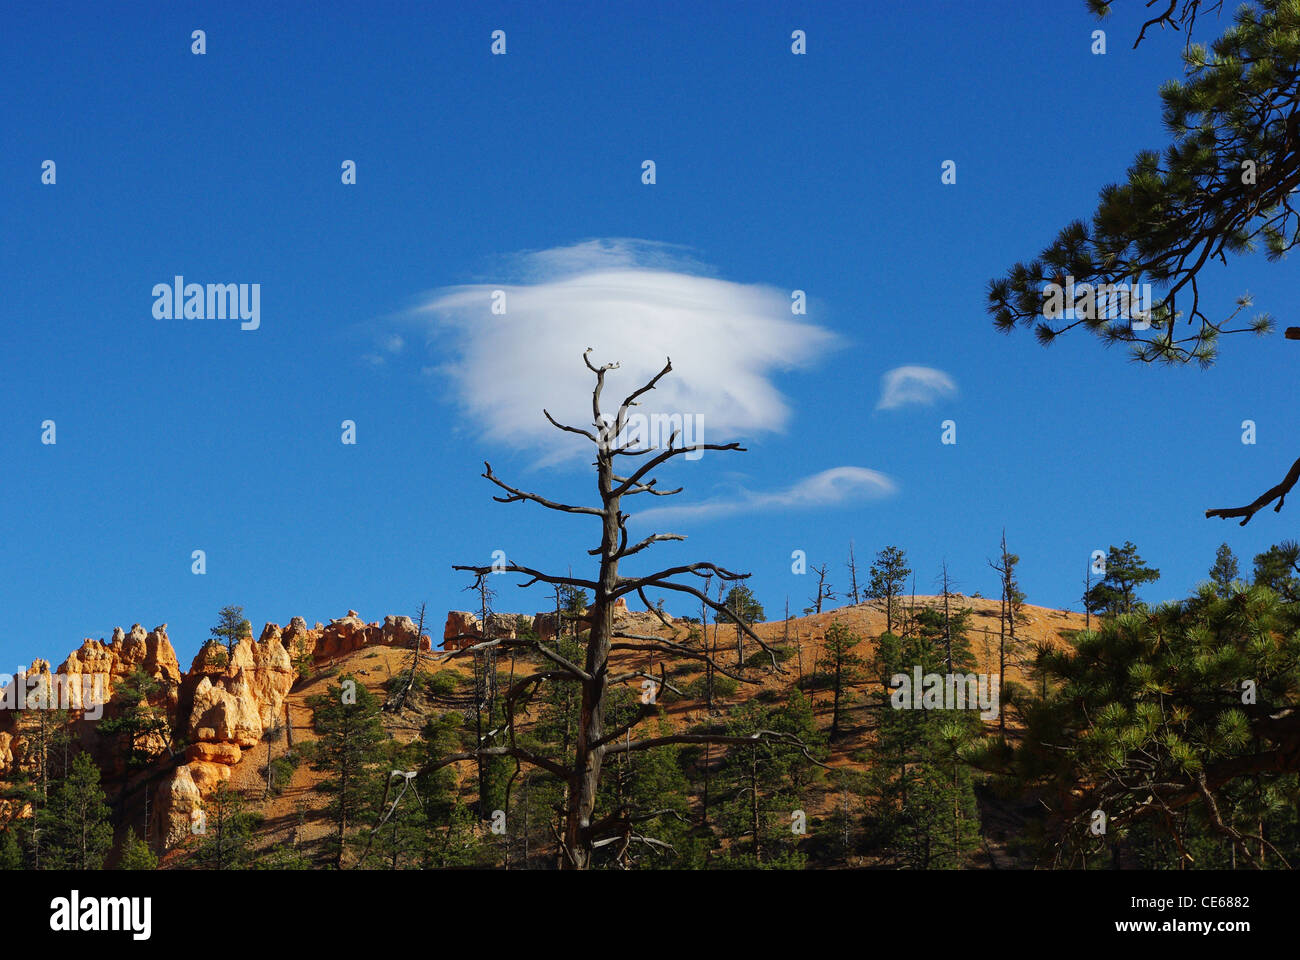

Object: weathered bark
[562,457,621,869]
[434,352,816,869]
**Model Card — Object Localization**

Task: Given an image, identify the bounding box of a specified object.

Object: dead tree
[422,351,818,869]
[987,530,1024,734]
[385,602,428,713]
[700,573,714,827]
[467,577,498,813]
[809,564,835,614]
[940,561,954,672]
[700,573,714,716]
[1083,562,1092,632]
[261,722,282,799]
[846,542,862,606]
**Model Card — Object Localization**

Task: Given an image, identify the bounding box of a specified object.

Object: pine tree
[988,1,1296,523]
[720,582,764,665]
[253,842,314,870]
[117,831,159,870]
[1084,541,1160,616]
[995,582,1300,868]
[868,547,911,634]
[714,692,825,868]
[463,575,508,816]
[0,829,24,869]
[1083,560,1094,632]
[304,675,387,868]
[290,632,313,681]
[988,531,1028,732]
[6,695,72,867]
[524,633,585,867]
[211,605,250,657]
[822,622,865,740]
[191,782,259,869]
[865,626,981,868]
[830,767,868,864]
[40,752,113,871]
[409,710,489,869]
[914,604,977,675]
[593,706,699,869]
[558,583,589,639]
[99,667,170,768]
[939,560,956,670]
[360,739,434,870]
[1253,540,1300,602]
[720,584,764,625]
[1209,542,1241,597]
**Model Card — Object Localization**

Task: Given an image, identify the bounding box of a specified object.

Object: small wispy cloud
[363,333,407,368]
[875,365,957,411]
[635,466,896,525]
[409,239,839,462]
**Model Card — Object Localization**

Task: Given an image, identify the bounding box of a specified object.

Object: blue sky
[4,1,1298,667]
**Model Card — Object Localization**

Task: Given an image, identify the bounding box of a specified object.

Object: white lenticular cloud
[876,365,958,411]
[414,240,838,459]
[635,466,897,525]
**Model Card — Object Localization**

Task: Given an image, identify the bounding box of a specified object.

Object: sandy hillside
[211,595,1089,862]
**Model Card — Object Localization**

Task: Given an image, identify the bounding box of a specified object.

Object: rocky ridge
[0,611,432,848]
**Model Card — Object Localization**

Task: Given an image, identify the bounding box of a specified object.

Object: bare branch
[610,633,758,685]
[613,441,746,497]
[481,462,602,516]
[419,746,571,782]
[452,562,599,592]
[434,634,592,682]
[641,578,783,670]
[1206,455,1300,525]
[615,532,686,561]
[602,730,828,769]
[616,561,748,595]
[611,357,674,443]
[543,409,598,443]
[584,347,619,427]
[611,474,684,497]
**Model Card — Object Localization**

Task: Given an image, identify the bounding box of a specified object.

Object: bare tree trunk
[521,774,530,868]
[811,564,834,614]
[998,532,1009,734]
[436,353,811,871]
[1084,563,1092,631]
[841,788,851,861]
[473,650,486,811]
[562,453,623,869]
[338,732,348,869]
[952,742,960,861]
[831,653,843,739]
[941,561,953,672]
[701,575,713,714]
[702,581,714,829]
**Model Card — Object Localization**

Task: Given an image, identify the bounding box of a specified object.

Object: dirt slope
[218,595,1087,863]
